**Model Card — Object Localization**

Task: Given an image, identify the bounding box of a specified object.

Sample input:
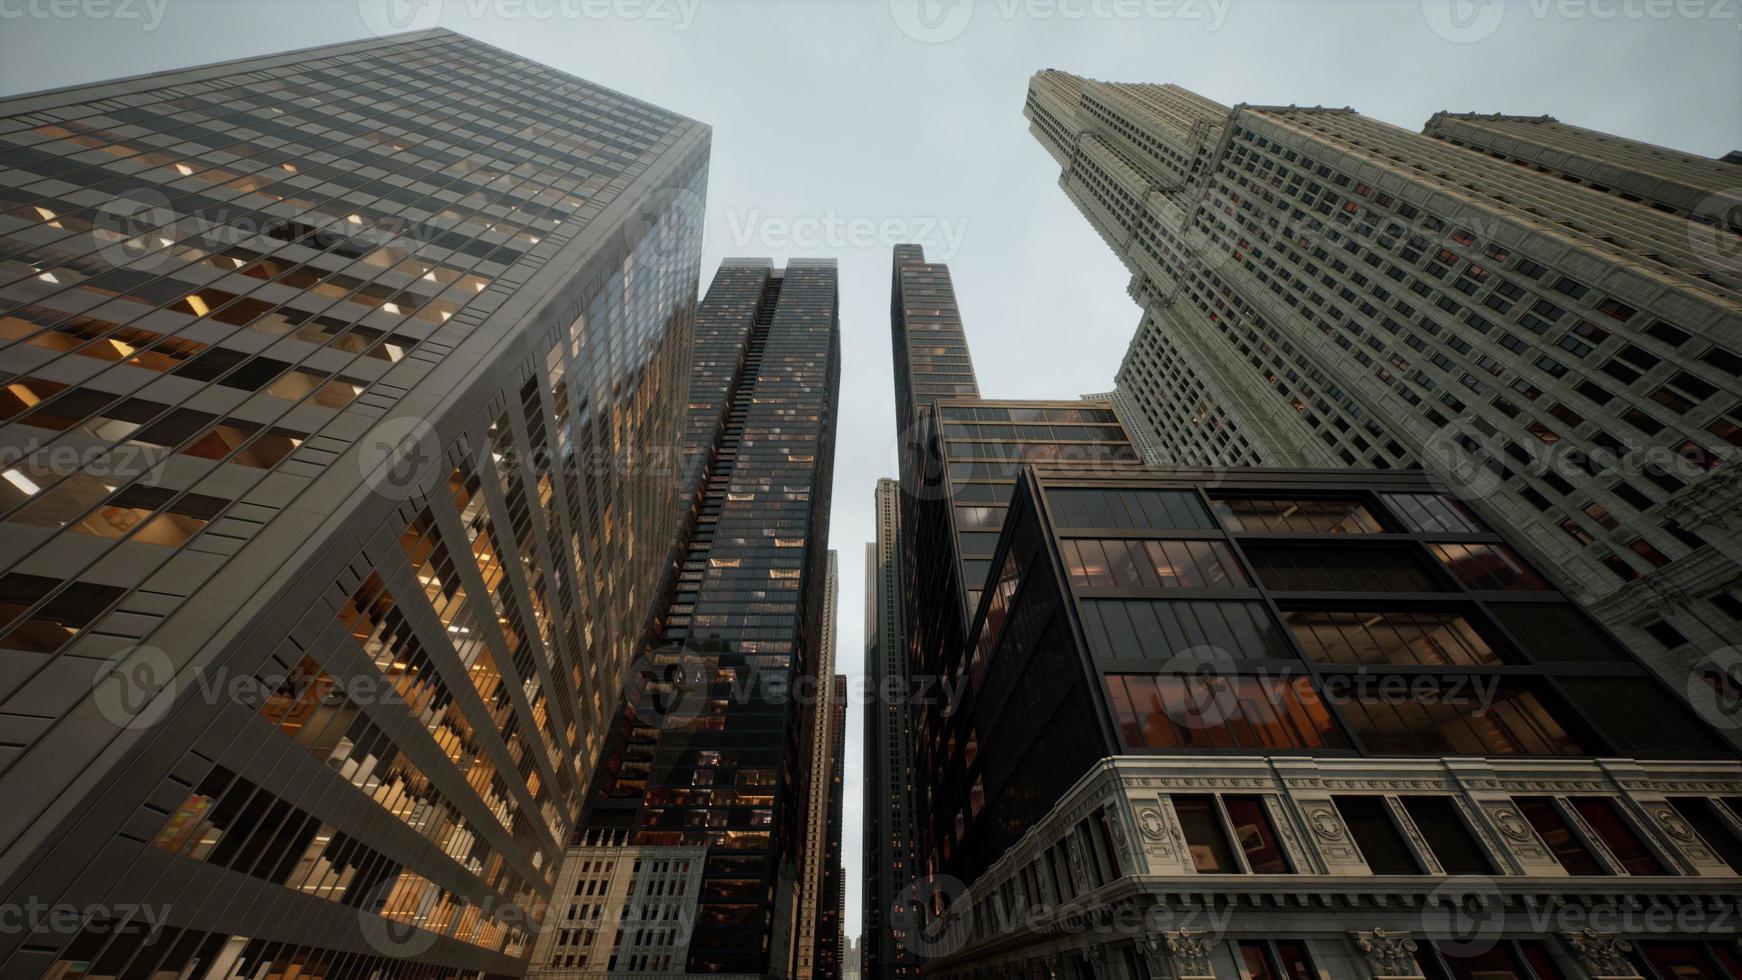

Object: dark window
[1430,543,1553,591]
[1569,797,1668,875]
[1333,796,1422,874]
[1484,605,1629,662]
[1516,797,1608,875]
[1172,796,1238,873]
[1213,497,1384,533]
[1402,796,1495,874]
[1339,684,1585,756]
[1079,600,1291,661]
[1244,543,1442,592]
[1560,677,1723,755]
[1666,798,1742,873]
[1224,796,1292,873]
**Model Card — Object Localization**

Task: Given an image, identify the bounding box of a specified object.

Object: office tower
[0,29,706,979]
[861,478,918,979]
[889,245,1144,886]
[815,673,848,980]
[576,259,841,977]
[797,551,840,979]
[912,463,1741,980]
[1025,72,1742,680]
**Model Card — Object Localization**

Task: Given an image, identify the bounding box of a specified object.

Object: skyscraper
[575,259,841,977]
[0,29,706,979]
[888,245,1145,889]
[861,478,918,980]
[883,249,1742,980]
[1025,72,1742,682]
[816,673,848,980]
[798,550,841,979]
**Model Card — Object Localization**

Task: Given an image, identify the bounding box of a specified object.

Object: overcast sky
[6,0,1739,945]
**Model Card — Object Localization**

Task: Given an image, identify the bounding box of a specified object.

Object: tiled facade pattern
[0,29,707,979]
[1025,71,1742,683]
[525,834,706,976]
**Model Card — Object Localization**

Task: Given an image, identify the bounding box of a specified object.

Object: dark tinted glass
[1333,795,1422,874]
[1402,796,1495,875]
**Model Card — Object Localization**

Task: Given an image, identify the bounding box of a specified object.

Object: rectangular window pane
[1516,797,1608,875]
[1224,796,1292,873]
[1402,796,1495,875]
[1334,795,1422,874]
[1172,796,1237,873]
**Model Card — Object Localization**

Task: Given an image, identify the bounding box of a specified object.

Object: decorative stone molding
[1140,928,1216,979]
[1351,928,1423,979]
[1563,928,1642,979]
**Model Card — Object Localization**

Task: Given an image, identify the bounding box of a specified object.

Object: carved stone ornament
[1652,806,1697,843]
[1137,806,1167,840]
[1141,928,1216,979]
[1351,928,1423,978]
[1564,928,1642,978]
[1489,804,1533,842]
[1304,802,1346,840]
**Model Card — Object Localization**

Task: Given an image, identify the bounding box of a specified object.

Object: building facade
[1024,72,1742,685]
[909,464,1742,980]
[0,29,707,979]
[798,551,841,979]
[580,259,841,977]
[525,833,707,975]
[862,478,919,979]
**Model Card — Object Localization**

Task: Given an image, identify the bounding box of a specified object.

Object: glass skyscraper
[576,259,841,977]
[0,29,706,979]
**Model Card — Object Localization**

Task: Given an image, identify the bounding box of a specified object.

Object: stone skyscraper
[1025,72,1742,682]
[574,259,840,977]
[0,29,706,979]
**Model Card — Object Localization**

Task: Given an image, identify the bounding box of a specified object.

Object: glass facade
[0,29,707,978]
[581,260,840,975]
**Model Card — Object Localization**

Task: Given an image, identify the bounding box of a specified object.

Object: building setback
[1024,72,1742,685]
[0,29,707,979]
[577,259,841,977]
[861,478,919,980]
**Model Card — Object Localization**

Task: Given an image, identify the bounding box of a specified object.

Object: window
[1339,684,1585,755]
[1079,600,1291,661]
[1636,941,1742,980]
[1244,543,1442,592]
[1485,605,1628,662]
[1046,487,1213,530]
[1431,543,1552,591]
[1422,940,1568,980]
[1237,941,1318,980]
[1516,797,1608,875]
[1333,796,1422,874]
[1384,493,1485,533]
[0,574,126,652]
[1284,609,1503,666]
[1213,496,1383,533]
[1060,538,1249,590]
[1666,798,1742,873]
[1569,798,1669,875]
[1105,673,1347,751]
[1402,797,1494,874]
[1224,796,1292,873]
[1172,796,1239,872]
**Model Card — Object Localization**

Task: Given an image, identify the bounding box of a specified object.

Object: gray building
[861,478,918,980]
[1025,72,1742,688]
[0,29,707,978]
